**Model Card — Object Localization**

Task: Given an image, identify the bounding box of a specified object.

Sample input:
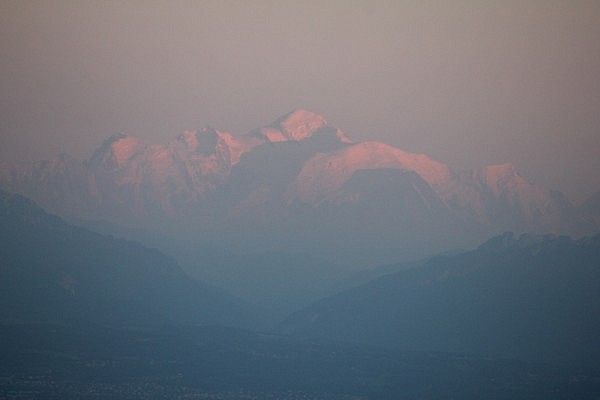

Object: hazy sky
[1,1,599,201]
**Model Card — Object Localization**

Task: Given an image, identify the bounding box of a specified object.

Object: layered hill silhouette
[0,189,252,327]
[280,232,600,365]
[0,109,596,265]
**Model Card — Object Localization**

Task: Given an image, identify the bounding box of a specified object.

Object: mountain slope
[0,189,252,327]
[280,232,600,365]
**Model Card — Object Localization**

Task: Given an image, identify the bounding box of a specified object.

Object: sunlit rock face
[0,110,595,264]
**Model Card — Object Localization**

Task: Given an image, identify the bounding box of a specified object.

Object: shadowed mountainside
[280,232,600,366]
[0,189,254,328]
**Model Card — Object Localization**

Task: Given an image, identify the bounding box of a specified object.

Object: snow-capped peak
[272,109,327,140]
[251,109,352,144]
[289,141,453,204]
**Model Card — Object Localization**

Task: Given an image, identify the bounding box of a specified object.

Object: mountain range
[1,131,599,397]
[0,109,596,265]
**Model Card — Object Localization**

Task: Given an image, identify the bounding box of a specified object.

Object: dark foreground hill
[0,189,252,327]
[280,232,600,365]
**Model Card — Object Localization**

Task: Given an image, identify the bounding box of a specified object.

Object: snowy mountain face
[0,109,596,265]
